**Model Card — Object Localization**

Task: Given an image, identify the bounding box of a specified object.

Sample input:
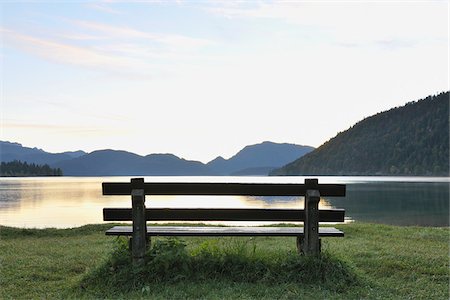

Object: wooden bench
[103,178,346,265]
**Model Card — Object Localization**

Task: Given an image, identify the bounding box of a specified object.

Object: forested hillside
[0,160,63,176]
[272,92,449,176]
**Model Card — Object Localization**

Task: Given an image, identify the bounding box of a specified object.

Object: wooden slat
[105,226,344,237]
[103,208,345,222]
[102,182,346,197]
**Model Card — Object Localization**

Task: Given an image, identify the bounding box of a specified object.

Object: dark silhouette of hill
[56,142,314,176]
[0,141,86,165]
[1,141,313,176]
[53,150,213,176]
[207,141,314,175]
[271,92,449,176]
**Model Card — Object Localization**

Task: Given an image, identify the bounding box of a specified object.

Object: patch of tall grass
[80,236,359,297]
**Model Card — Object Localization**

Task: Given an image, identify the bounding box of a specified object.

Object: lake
[0,176,448,228]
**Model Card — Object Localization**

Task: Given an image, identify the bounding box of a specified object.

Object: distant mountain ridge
[207,141,314,175]
[271,92,449,176]
[0,141,313,176]
[52,150,211,176]
[0,141,86,165]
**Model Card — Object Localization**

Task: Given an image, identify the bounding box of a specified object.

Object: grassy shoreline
[1,222,449,299]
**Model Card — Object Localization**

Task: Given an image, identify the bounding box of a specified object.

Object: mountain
[56,142,314,176]
[53,150,213,176]
[271,92,449,176]
[0,141,86,165]
[62,150,86,159]
[0,141,313,176]
[206,141,314,175]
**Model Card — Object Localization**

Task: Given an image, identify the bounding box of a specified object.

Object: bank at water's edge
[0,223,448,299]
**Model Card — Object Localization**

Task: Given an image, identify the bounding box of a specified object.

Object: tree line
[0,160,63,176]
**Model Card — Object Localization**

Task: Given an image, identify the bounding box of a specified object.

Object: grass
[0,222,448,299]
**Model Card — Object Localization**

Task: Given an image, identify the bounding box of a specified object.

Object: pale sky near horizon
[1,1,448,163]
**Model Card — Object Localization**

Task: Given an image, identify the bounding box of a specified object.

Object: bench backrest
[102,180,345,196]
[102,178,346,223]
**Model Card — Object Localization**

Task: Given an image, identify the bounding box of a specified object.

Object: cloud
[73,20,214,50]
[205,1,448,48]
[34,99,129,122]
[1,16,215,78]
[2,121,113,135]
[56,33,107,41]
[375,39,418,50]
[74,20,151,39]
[1,27,141,70]
[85,3,123,15]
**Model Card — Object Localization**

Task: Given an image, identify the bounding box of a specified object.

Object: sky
[0,1,448,163]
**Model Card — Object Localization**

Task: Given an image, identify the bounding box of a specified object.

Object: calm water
[0,176,448,228]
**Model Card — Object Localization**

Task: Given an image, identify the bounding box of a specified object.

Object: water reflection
[326,182,449,226]
[0,177,448,228]
[0,177,107,228]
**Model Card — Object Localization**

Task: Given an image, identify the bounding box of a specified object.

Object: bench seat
[106,226,344,237]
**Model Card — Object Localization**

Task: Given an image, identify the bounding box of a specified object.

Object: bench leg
[129,237,151,251]
[296,236,303,254]
[297,236,321,254]
[131,179,147,266]
[303,184,321,256]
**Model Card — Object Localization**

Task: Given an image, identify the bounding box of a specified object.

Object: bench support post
[131,178,147,266]
[299,179,321,256]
